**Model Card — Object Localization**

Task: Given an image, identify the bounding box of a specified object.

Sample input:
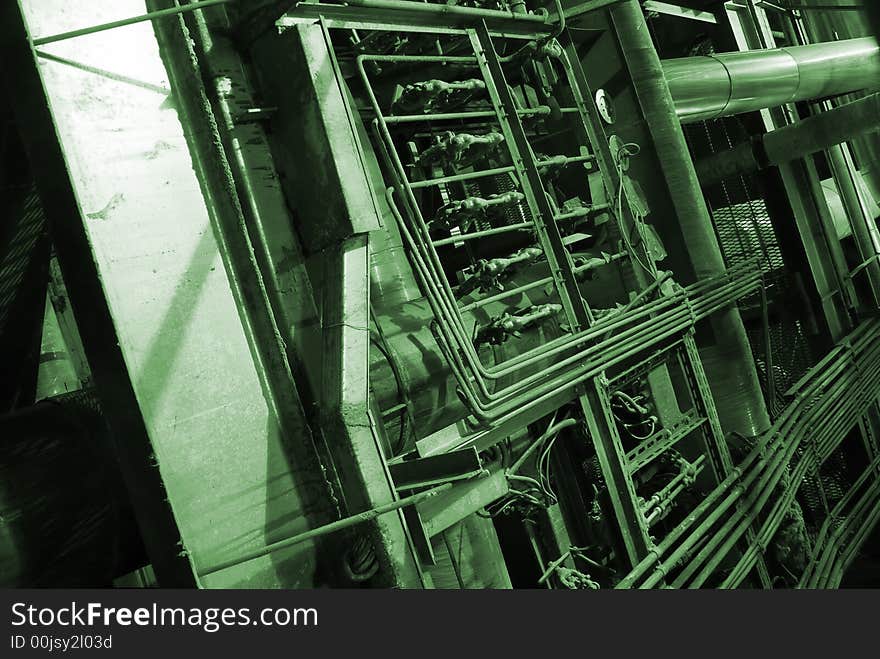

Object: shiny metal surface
[664,37,880,123]
[798,0,880,205]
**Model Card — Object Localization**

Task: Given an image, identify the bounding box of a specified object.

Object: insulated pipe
[610,0,771,436]
[826,142,880,306]
[663,37,880,124]
[695,92,880,185]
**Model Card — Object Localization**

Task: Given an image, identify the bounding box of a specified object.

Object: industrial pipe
[826,142,880,306]
[663,37,880,124]
[688,325,880,587]
[796,1,880,207]
[617,320,880,588]
[695,92,880,185]
[610,0,771,436]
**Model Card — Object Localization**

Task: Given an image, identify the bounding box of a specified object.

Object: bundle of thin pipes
[390,175,763,426]
[616,320,880,589]
[376,115,763,429]
[800,450,880,588]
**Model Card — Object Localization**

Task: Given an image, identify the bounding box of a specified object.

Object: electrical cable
[613,141,656,277]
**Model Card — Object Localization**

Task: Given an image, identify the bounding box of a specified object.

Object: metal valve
[416,131,504,168]
[536,154,573,174]
[573,251,617,281]
[432,190,525,231]
[391,78,487,115]
[474,303,562,347]
[457,246,544,296]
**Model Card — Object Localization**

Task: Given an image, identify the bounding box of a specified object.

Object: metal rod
[343,0,550,24]
[786,3,864,9]
[201,483,452,576]
[432,222,533,247]
[32,0,235,46]
[385,106,552,125]
[555,205,608,221]
[411,165,516,190]
[414,155,596,193]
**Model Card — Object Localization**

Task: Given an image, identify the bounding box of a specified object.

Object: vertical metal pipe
[795,1,880,206]
[827,141,880,306]
[609,1,771,435]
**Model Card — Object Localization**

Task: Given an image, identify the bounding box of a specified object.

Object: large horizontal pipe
[664,37,880,123]
[695,92,880,185]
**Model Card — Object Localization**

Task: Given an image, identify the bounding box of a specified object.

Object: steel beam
[248,21,425,586]
[644,1,717,23]
[6,0,346,587]
[276,0,554,38]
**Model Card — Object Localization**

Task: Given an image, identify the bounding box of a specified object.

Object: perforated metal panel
[685,119,785,283]
[685,117,817,421]
[0,186,45,338]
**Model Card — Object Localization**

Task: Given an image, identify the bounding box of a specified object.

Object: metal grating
[0,186,46,338]
[710,196,783,277]
[748,317,817,410]
[685,118,786,286]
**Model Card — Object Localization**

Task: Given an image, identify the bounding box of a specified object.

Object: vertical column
[609,1,771,437]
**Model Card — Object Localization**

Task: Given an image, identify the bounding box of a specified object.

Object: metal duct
[664,37,880,124]
[797,1,880,210]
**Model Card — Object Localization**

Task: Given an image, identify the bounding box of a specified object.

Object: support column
[609,1,771,436]
[826,142,880,308]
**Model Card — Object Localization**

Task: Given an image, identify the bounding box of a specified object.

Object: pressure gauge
[595,88,615,125]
